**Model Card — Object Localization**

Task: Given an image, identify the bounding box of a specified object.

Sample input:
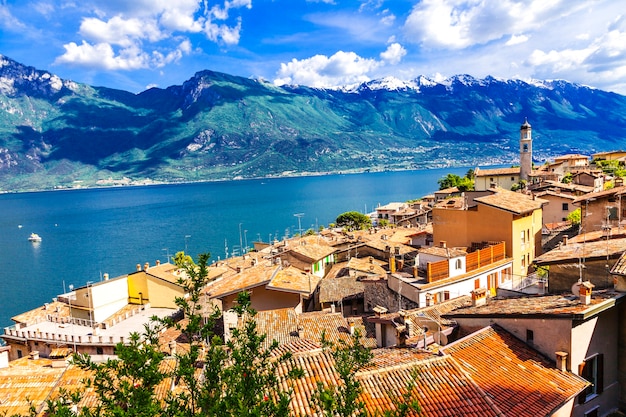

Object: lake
[0,167,470,328]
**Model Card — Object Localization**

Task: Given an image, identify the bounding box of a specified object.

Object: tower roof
[521,118,531,129]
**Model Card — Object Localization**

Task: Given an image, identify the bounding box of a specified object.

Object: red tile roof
[443,326,588,417]
[281,348,502,417]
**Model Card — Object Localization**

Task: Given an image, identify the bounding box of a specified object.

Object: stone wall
[363,278,418,313]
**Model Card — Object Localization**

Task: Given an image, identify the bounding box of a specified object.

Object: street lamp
[185,235,191,254]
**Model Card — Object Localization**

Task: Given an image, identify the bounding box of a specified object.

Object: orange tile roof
[443,325,589,417]
[281,348,502,417]
[445,290,624,319]
[267,265,321,295]
[252,309,377,351]
[205,261,279,299]
[286,242,336,262]
[0,358,66,416]
[346,256,387,276]
[11,300,70,325]
[474,167,520,177]
[474,188,546,215]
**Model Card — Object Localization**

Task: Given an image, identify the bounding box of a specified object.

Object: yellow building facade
[433,189,544,279]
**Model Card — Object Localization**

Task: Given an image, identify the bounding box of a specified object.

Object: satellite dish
[571,282,582,296]
[433,331,448,346]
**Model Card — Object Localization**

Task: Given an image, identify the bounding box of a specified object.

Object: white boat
[28,233,42,242]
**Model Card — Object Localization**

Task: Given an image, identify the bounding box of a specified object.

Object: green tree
[567,208,581,225]
[336,211,372,231]
[437,173,462,190]
[201,292,297,417]
[437,173,474,192]
[173,251,194,267]
[312,330,373,417]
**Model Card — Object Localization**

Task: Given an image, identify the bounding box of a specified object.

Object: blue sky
[1,0,625,94]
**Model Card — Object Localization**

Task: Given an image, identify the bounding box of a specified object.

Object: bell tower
[519,118,532,181]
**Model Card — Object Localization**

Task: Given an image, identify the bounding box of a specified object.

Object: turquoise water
[0,168,469,327]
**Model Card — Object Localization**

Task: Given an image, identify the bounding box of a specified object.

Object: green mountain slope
[1,55,625,192]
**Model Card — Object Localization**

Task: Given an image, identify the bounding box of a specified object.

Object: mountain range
[1,54,626,192]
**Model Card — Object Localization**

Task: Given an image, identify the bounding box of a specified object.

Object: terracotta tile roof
[474,167,520,177]
[610,252,626,276]
[443,325,589,417]
[435,186,460,194]
[281,348,502,417]
[534,190,577,200]
[534,237,626,264]
[568,227,626,244]
[11,300,70,325]
[205,261,279,299]
[474,188,546,215]
[145,262,185,285]
[251,309,377,351]
[267,265,321,295]
[445,290,625,319]
[0,358,66,416]
[419,245,467,258]
[434,196,465,209]
[286,242,336,262]
[572,185,626,204]
[346,256,387,276]
[360,238,416,256]
[554,154,589,161]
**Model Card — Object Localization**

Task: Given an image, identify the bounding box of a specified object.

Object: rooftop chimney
[471,288,488,307]
[562,236,568,246]
[156,260,161,266]
[579,281,594,305]
[144,262,150,270]
[440,241,447,248]
[103,273,109,281]
[297,326,304,338]
[555,351,568,372]
[136,263,142,272]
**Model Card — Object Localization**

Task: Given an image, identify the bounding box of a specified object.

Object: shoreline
[0,161,512,196]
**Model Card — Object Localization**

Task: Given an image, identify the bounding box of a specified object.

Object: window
[455,259,462,270]
[523,143,529,152]
[96,347,103,355]
[520,230,526,244]
[444,291,450,301]
[562,203,569,211]
[579,354,604,403]
[526,329,534,344]
[17,350,22,359]
[474,279,480,289]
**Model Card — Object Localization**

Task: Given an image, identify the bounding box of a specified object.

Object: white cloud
[55,41,150,70]
[274,43,407,88]
[204,18,242,45]
[79,16,165,46]
[380,43,406,65]
[274,51,380,88]
[402,0,574,49]
[505,34,528,46]
[54,0,249,71]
